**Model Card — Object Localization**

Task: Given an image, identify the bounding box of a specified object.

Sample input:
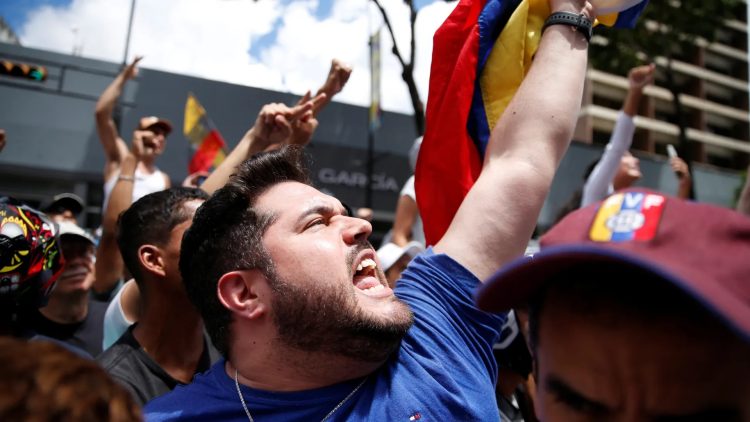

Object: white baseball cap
[377,241,424,271]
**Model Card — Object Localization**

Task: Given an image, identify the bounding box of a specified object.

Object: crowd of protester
[1,0,750,420]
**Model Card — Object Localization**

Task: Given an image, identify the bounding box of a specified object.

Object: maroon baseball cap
[476,188,750,342]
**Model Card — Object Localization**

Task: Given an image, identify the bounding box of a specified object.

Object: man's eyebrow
[545,375,610,415]
[296,202,346,223]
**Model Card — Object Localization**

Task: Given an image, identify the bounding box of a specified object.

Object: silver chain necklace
[234,369,367,422]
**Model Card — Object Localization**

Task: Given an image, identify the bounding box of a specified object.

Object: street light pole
[122,0,136,65]
[115,0,136,131]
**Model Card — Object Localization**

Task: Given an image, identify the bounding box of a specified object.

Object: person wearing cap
[95,56,171,214]
[145,0,596,418]
[478,189,750,420]
[376,241,424,287]
[21,220,107,357]
[40,192,85,224]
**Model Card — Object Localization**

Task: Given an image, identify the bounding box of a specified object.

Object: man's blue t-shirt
[145,249,505,421]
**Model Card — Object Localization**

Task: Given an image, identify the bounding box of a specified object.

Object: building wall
[0,42,744,239]
[578,4,750,170]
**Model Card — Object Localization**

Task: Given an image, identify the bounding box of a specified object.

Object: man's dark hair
[527,262,722,353]
[180,146,310,357]
[116,187,209,282]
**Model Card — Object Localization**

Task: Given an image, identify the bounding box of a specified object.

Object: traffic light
[0,60,47,81]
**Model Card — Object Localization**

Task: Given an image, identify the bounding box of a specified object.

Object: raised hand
[182,171,210,188]
[131,129,151,161]
[312,59,352,116]
[670,156,690,180]
[320,60,351,97]
[251,99,317,152]
[122,56,143,81]
[628,63,656,91]
[287,92,327,146]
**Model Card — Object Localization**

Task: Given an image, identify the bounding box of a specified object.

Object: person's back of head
[0,337,142,421]
[180,146,309,357]
[116,187,209,287]
[0,199,64,335]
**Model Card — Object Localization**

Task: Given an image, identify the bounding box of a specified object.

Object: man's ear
[138,245,165,277]
[217,269,269,321]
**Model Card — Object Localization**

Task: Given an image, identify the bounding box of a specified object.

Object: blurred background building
[578,3,749,169]
[1,3,748,239]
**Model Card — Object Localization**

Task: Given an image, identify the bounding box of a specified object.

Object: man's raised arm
[199,97,321,195]
[94,57,141,181]
[434,0,596,282]
[93,129,148,294]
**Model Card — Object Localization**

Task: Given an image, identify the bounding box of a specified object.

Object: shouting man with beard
[145,0,596,419]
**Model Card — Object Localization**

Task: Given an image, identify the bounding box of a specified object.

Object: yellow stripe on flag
[479,0,630,137]
[589,193,625,242]
[479,0,549,135]
[183,93,206,136]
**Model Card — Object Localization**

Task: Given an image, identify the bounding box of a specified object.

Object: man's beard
[268,247,414,363]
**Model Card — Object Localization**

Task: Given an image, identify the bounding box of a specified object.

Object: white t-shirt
[382,175,426,247]
[102,167,168,211]
[102,281,135,351]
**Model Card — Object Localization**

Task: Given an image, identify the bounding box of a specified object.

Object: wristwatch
[542,12,593,43]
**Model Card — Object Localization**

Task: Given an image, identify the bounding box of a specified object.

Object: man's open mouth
[352,251,386,295]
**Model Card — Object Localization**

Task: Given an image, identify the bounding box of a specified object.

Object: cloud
[14,0,457,113]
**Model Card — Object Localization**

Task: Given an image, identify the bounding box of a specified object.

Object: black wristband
[542,12,593,43]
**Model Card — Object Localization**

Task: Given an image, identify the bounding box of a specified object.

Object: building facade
[1,10,747,238]
[576,4,750,171]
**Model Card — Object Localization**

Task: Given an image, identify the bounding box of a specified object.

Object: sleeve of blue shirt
[394,248,505,404]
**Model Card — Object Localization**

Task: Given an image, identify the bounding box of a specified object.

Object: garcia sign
[317,168,400,192]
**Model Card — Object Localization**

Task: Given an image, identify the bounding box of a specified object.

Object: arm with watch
[93,130,148,295]
[542,10,594,42]
[435,0,597,282]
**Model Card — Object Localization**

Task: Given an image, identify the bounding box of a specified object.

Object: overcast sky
[0,0,457,114]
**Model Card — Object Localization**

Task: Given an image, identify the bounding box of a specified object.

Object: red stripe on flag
[415,0,486,246]
[634,194,665,241]
[188,130,226,174]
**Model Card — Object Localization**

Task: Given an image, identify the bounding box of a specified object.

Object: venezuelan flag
[184,93,228,174]
[589,191,665,242]
[415,0,648,246]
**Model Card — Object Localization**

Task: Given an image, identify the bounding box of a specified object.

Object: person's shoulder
[29,335,93,359]
[401,248,476,282]
[88,298,110,313]
[144,367,221,420]
[86,299,109,324]
[96,332,138,371]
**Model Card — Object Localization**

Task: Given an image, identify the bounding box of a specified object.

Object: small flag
[416,0,649,246]
[183,93,228,174]
[369,28,382,132]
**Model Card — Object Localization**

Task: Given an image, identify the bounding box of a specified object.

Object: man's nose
[341,215,373,245]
